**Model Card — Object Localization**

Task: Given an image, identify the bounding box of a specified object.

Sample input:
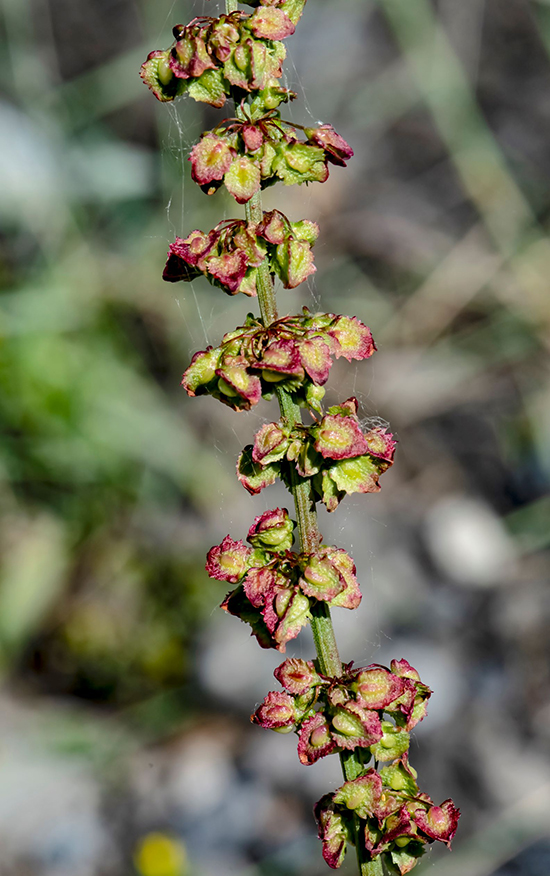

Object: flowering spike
[180,312,375,410]
[142,1,459,869]
[236,410,394,508]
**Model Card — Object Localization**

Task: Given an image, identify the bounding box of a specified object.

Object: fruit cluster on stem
[140,2,459,873]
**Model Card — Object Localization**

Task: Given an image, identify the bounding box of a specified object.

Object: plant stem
[245,193,278,324]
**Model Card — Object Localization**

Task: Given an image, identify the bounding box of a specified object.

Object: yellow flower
[134,832,187,876]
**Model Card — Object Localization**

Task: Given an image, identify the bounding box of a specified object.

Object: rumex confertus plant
[141,2,460,873]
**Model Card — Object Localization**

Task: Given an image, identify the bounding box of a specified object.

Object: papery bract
[247,507,295,551]
[305,124,354,166]
[249,7,296,39]
[225,157,262,203]
[298,713,337,764]
[274,657,320,694]
[330,702,382,751]
[353,666,406,710]
[299,552,345,602]
[314,413,369,460]
[252,690,296,728]
[205,536,253,583]
[371,722,410,762]
[140,50,183,102]
[333,770,382,820]
[314,795,352,869]
[411,800,460,847]
[190,134,233,186]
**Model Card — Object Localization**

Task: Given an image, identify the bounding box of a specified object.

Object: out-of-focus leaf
[0,514,68,658]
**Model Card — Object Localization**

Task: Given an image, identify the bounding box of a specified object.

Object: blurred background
[1,0,550,874]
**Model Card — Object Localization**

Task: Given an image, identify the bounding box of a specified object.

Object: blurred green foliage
[0,0,237,706]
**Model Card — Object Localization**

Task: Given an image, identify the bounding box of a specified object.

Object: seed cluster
[140,2,459,871]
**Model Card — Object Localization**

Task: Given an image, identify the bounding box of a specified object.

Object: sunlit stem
[245,193,278,325]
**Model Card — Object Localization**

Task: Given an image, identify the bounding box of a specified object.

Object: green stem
[225,0,239,11]
[245,193,278,325]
